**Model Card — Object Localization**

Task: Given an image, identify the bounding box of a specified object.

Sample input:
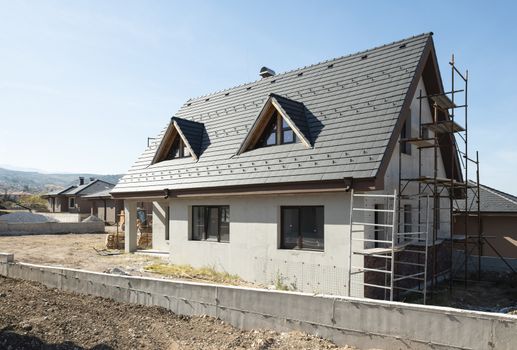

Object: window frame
[165,205,170,241]
[191,205,230,243]
[167,137,190,160]
[280,205,324,252]
[256,111,297,149]
[400,116,412,155]
[69,197,75,208]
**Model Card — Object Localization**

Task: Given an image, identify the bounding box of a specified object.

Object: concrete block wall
[0,256,515,350]
[0,221,105,235]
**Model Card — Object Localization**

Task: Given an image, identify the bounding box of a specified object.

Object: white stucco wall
[167,192,355,295]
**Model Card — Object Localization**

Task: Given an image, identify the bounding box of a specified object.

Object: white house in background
[111,33,460,297]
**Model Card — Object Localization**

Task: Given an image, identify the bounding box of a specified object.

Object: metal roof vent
[259,66,275,78]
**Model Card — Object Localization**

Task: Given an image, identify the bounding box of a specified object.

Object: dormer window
[151,117,205,164]
[237,94,310,155]
[256,111,297,148]
[166,137,191,159]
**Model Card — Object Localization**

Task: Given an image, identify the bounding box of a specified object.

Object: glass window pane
[265,123,277,146]
[282,208,300,249]
[192,207,205,240]
[300,207,324,250]
[283,129,294,144]
[183,144,190,157]
[207,207,219,240]
[167,137,180,159]
[219,206,230,242]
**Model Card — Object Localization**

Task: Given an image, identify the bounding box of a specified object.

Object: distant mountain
[0,167,122,194]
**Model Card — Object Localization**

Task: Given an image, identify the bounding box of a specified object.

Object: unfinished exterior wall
[168,191,354,295]
[152,201,170,251]
[383,77,450,240]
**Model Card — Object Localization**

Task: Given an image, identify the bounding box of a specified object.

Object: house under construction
[113,32,508,303]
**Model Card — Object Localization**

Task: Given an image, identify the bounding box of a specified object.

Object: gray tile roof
[82,189,113,199]
[66,179,115,196]
[113,33,432,194]
[456,182,517,213]
[44,185,76,196]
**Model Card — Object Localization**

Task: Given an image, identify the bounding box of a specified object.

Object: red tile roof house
[112,33,461,299]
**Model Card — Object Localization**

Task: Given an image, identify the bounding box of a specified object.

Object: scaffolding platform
[404,137,436,148]
[422,120,465,133]
[430,94,456,110]
[358,240,421,256]
[401,176,473,188]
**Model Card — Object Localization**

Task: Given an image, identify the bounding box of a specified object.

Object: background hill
[0,167,122,194]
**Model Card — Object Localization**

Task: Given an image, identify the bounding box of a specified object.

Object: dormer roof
[152,117,205,163]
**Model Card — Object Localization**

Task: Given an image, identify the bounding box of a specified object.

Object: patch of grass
[144,263,242,285]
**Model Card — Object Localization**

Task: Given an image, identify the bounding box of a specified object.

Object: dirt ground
[0,276,356,350]
[426,275,517,313]
[0,234,164,277]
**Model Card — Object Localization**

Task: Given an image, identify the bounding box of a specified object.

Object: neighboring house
[112,33,461,296]
[454,182,517,267]
[42,177,121,223]
[81,189,124,225]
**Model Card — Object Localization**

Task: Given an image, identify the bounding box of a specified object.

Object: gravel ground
[0,212,58,223]
[0,276,357,350]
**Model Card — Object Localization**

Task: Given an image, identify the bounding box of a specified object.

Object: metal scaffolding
[397,55,485,292]
[347,190,430,303]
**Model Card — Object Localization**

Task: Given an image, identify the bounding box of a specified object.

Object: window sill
[278,247,324,253]
[189,239,229,244]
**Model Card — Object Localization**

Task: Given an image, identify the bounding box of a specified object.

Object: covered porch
[122,199,170,254]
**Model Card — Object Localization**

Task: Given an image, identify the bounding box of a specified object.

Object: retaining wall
[0,255,515,349]
[0,221,105,235]
[38,212,89,223]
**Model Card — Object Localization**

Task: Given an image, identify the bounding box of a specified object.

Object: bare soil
[0,234,162,276]
[0,276,356,350]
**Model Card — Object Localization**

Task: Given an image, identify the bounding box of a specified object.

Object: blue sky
[1,1,516,193]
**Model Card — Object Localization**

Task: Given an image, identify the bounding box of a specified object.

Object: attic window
[327,64,334,69]
[361,54,368,60]
[166,137,191,159]
[297,72,303,76]
[399,43,407,49]
[237,93,311,155]
[152,117,205,164]
[256,111,296,148]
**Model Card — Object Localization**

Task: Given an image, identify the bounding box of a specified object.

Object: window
[281,206,324,251]
[69,197,75,208]
[374,204,385,248]
[404,204,412,233]
[256,111,296,148]
[166,137,190,160]
[165,205,170,241]
[400,116,412,155]
[191,206,230,242]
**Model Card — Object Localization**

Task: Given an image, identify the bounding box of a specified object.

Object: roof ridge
[185,32,433,103]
